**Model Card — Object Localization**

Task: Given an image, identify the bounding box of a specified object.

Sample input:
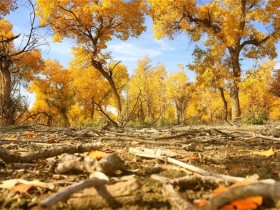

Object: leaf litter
[0,124,280,209]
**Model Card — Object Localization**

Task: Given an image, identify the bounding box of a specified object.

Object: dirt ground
[0,123,280,209]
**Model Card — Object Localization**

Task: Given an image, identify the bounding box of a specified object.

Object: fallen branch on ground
[129,147,245,183]
[0,142,102,163]
[67,177,141,209]
[151,174,199,210]
[152,174,280,210]
[201,182,280,210]
[40,177,109,208]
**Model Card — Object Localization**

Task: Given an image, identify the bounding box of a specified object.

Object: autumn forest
[2,1,280,209]
[1,0,280,127]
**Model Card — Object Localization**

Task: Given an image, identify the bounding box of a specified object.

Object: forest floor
[0,123,280,210]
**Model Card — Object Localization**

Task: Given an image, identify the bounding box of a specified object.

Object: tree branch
[240,33,274,49]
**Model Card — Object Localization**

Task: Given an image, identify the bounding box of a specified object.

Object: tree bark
[90,100,95,120]
[230,84,241,121]
[0,64,15,125]
[90,59,122,122]
[229,49,242,121]
[218,87,228,121]
[61,110,70,127]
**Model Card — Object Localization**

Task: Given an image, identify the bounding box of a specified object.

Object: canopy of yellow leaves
[36,0,147,53]
[0,0,17,18]
[29,59,74,118]
[0,19,13,37]
[147,0,280,59]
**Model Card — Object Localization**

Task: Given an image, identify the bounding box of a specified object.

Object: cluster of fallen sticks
[0,125,280,209]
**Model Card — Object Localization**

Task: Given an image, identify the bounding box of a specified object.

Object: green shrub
[242,110,268,125]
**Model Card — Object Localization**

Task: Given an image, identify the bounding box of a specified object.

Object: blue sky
[6,1,280,85]
[6,2,197,80]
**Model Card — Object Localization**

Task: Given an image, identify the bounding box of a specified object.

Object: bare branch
[93,100,118,128]
[240,33,274,50]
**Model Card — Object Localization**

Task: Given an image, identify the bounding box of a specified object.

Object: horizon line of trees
[0,0,280,127]
[27,56,280,127]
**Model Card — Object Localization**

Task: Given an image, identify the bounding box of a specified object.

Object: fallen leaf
[213,182,263,210]
[47,139,56,143]
[4,136,17,141]
[231,165,251,173]
[131,141,140,146]
[195,199,207,208]
[0,179,56,191]
[12,150,22,155]
[178,156,199,162]
[197,181,263,209]
[52,174,64,180]
[0,179,19,189]
[88,150,108,160]
[252,147,275,157]
[12,183,33,194]
[24,131,36,137]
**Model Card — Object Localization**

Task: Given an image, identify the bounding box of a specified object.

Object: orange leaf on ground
[24,131,36,137]
[12,183,33,194]
[213,182,263,210]
[12,150,22,155]
[88,150,108,160]
[47,139,56,143]
[252,147,275,157]
[195,199,207,208]
[231,165,251,173]
[197,181,263,209]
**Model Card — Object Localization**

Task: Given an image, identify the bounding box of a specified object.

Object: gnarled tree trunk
[91,59,122,123]
[0,64,15,125]
[218,87,228,121]
[61,110,70,127]
[229,49,242,121]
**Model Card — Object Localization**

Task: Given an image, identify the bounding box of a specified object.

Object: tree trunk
[90,101,95,119]
[91,59,122,121]
[218,87,228,121]
[146,96,153,122]
[42,112,53,126]
[174,101,180,124]
[229,49,242,121]
[139,100,145,125]
[230,83,241,121]
[61,111,70,127]
[0,65,15,125]
[47,115,53,126]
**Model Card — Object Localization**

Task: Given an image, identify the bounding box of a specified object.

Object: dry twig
[201,182,280,210]
[40,177,109,208]
[0,142,102,163]
[151,175,197,210]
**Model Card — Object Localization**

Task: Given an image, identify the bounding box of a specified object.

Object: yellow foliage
[14,49,44,81]
[0,19,14,38]
[128,57,167,123]
[37,0,147,49]
[29,59,74,126]
[240,60,277,114]
[0,0,17,18]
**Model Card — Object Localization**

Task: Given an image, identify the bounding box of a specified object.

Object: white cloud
[107,42,161,62]
[47,40,73,56]
[41,38,73,68]
[275,62,280,69]
[154,39,175,51]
